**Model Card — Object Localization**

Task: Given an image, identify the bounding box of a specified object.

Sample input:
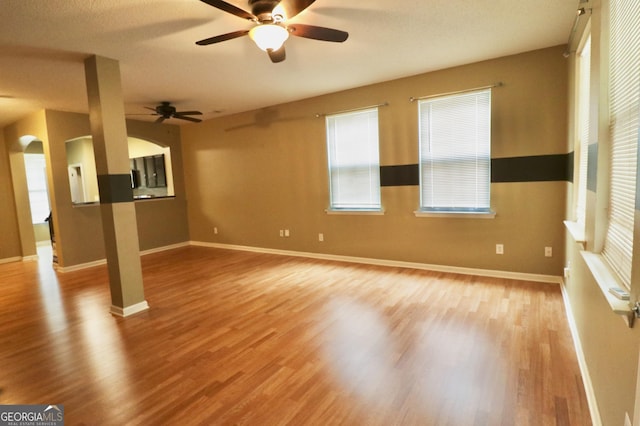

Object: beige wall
[2,110,189,266]
[564,234,637,424]
[182,46,568,276]
[0,130,22,260]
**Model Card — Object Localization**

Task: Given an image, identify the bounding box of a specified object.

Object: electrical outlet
[284,229,290,237]
[279,230,284,237]
[214,227,218,235]
[496,244,504,255]
[318,233,324,242]
[545,246,552,257]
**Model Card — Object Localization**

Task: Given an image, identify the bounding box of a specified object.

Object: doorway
[67,164,86,204]
[22,141,53,262]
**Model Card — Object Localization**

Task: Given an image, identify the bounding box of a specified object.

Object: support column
[84,55,148,317]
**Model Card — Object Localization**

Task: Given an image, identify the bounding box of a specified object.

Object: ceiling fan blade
[144,106,157,112]
[288,24,348,42]
[267,46,286,63]
[155,116,166,123]
[175,111,203,116]
[173,114,203,123]
[199,0,255,21]
[273,0,315,20]
[196,30,250,45]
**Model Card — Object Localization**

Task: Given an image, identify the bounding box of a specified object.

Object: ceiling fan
[195,0,349,63]
[141,102,203,123]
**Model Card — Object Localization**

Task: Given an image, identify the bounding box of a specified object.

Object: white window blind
[326,108,381,210]
[24,153,51,224]
[602,0,640,288]
[418,89,491,212]
[575,35,591,227]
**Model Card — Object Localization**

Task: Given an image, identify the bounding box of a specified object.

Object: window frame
[598,0,640,290]
[575,32,592,231]
[566,26,592,244]
[325,107,383,213]
[416,88,494,218]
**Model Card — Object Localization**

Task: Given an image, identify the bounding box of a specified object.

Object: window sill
[563,220,586,246]
[71,195,176,206]
[580,251,633,326]
[72,201,99,207]
[414,210,496,219]
[134,195,176,201]
[325,209,385,216]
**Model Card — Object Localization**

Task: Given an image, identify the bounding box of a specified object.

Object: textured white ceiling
[0,0,580,128]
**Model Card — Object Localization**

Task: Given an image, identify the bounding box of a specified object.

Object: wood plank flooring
[0,246,591,425]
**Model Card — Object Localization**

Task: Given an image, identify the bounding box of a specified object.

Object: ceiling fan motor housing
[249,0,280,20]
[156,101,176,117]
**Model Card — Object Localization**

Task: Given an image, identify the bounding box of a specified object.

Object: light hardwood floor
[0,246,591,425]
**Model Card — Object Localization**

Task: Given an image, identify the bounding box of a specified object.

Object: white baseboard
[559,279,602,426]
[140,241,190,256]
[22,255,39,262]
[189,241,563,285]
[0,256,22,265]
[57,258,106,273]
[110,300,149,317]
[56,241,190,273]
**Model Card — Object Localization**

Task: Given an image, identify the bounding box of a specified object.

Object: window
[601,0,640,288]
[575,34,591,229]
[326,108,381,211]
[418,89,492,213]
[24,153,50,224]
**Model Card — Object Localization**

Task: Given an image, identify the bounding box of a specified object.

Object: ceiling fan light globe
[249,24,289,51]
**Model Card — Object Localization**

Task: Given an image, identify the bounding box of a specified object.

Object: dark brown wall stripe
[587,143,598,193]
[380,164,419,186]
[566,151,574,183]
[379,154,572,187]
[97,174,133,203]
[491,154,571,183]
